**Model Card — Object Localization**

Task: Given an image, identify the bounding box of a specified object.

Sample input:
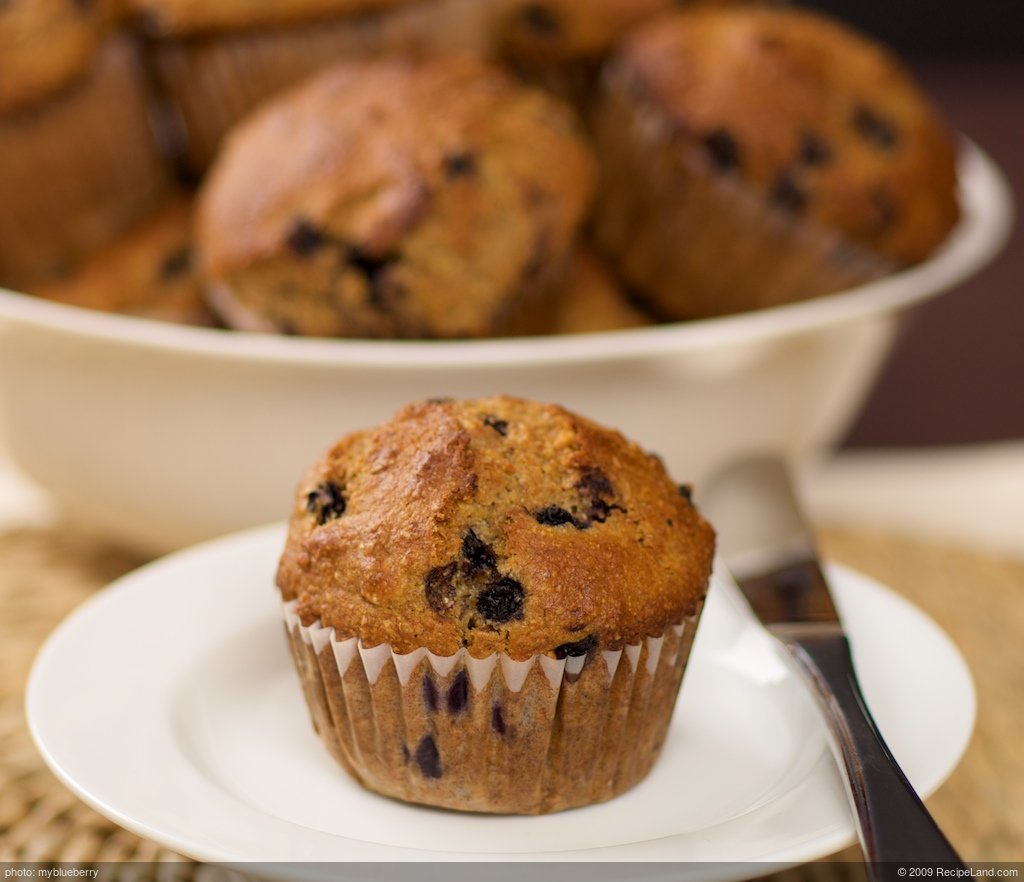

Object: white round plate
[27,524,974,879]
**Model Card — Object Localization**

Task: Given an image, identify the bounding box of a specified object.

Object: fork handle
[782,633,964,877]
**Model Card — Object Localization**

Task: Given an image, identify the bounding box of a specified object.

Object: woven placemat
[1,521,1021,870]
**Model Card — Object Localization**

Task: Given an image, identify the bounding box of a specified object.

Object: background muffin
[130,0,497,172]
[278,396,714,812]
[197,58,595,338]
[0,36,173,287]
[592,6,960,320]
[496,0,675,65]
[32,198,214,327]
[0,0,114,114]
[544,250,653,335]
[493,0,750,109]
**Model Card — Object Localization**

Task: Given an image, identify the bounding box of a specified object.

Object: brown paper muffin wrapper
[150,0,495,172]
[282,596,704,814]
[591,68,898,321]
[0,37,172,287]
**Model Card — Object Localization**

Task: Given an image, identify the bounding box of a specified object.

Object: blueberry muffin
[0,36,173,287]
[130,0,496,172]
[32,198,214,327]
[277,396,715,813]
[496,0,675,65]
[197,58,595,339]
[0,0,114,114]
[592,6,961,320]
[544,251,653,335]
[494,0,746,109]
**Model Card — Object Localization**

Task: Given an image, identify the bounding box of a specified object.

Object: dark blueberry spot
[443,152,477,178]
[286,219,330,258]
[575,466,623,525]
[677,484,693,503]
[347,247,399,309]
[461,529,497,574]
[520,2,561,36]
[666,518,674,527]
[414,735,442,779]
[306,481,346,525]
[446,669,470,714]
[401,743,410,763]
[158,247,191,281]
[422,675,439,713]
[852,105,900,150]
[534,506,578,528]
[424,562,457,616]
[871,186,898,233]
[277,318,299,336]
[798,131,833,167]
[482,415,508,436]
[703,128,742,173]
[491,704,507,735]
[477,577,525,623]
[770,171,808,214]
[576,466,614,501]
[554,634,597,659]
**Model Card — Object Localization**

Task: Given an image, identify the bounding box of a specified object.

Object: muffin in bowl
[277,396,715,813]
[128,0,498,172]
[543,250,653,335]
[32,197,214,327]
[0,6,172,287]
[196,57,596,339]
[592,6,960,320]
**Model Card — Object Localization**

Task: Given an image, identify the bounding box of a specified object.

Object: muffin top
[607,7,960,264]
[277,397,715,660]
[545,251,652,335]
[496,0,676,62]
[33,198,214,327]
[197,57,595,338]
[0,0,113,113]
[126,0,414,37]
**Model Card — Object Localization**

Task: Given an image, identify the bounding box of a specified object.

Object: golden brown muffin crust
[496,0,676,62]
[33,198,214,326]
[197,58,595,338]
[277,397,715,660]
[126,0,415,36]
[545,250,652,334]
[0,0,114,112]
[610,7,959,264]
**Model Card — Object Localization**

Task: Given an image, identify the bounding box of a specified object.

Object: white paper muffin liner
[281,596,704,814]
[150,0,495,172]
[0,37,171,285]
[592,66,898,320]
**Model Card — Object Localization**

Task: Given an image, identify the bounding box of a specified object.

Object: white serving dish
[0,142,1012,554]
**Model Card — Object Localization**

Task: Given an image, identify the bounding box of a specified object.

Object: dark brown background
[802,1,1023,447]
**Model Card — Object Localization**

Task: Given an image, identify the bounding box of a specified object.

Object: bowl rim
[0,139,1013,369]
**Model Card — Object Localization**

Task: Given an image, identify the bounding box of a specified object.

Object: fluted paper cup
[282,596,704,814]
[0,37,171,285]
